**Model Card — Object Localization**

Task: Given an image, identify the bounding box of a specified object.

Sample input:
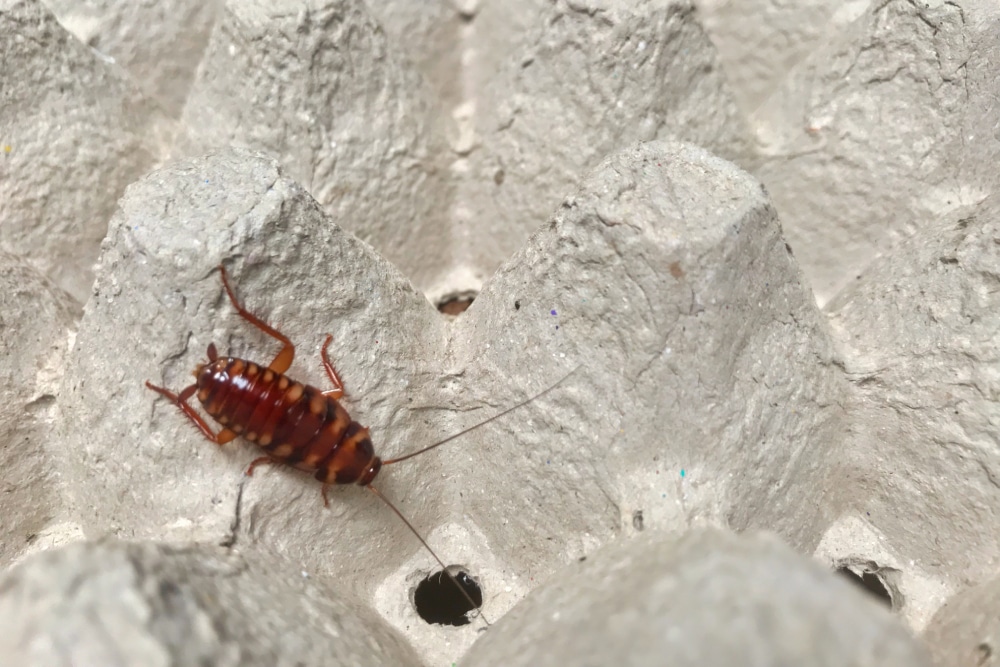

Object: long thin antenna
[367,484,492,627]
[383,365,581,466]
[373,364,581,628]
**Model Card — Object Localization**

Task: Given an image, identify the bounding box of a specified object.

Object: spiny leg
[320,334,345,400]
[245,456,275,477]
[246,458,330,506]
[217,265,296,374]
[145,381,237,445]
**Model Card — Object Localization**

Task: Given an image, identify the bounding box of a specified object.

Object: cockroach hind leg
[321,483,331,507]
[320,334,346,399]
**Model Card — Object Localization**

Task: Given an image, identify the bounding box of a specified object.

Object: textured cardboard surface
[0,253,77,565]
[173,0,452,297]
[43,0,221,117]
[750,0,999,306]
[0,0,168,302]
[464,529,933,667]
[1,0,998,664]
[0,541,421,666]
[924,573,1000,667]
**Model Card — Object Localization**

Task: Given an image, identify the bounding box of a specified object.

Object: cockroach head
[193,342,220,377]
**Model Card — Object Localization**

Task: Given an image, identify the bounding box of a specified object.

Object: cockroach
[145,265,577,627]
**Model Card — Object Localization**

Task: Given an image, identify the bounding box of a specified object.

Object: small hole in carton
[414,569,483,626]
[437,292,477,316]
[975,642,991,666]
[836,567,892,608]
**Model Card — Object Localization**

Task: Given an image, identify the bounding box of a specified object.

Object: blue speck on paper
[680,469,686,478]
[550,309,557,316]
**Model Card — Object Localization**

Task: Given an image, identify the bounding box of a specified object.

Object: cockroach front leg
[145,381,237,445]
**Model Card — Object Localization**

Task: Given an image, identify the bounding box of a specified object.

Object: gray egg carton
[2,0,998,665]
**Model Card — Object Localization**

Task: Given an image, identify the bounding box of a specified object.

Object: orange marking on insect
[271,443,293,458]
[145,265,580,628]
[285,383,304,402]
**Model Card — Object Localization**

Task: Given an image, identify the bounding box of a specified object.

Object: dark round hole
[436,293,477,316]
[836,567,892,608]
[413,569,483,626]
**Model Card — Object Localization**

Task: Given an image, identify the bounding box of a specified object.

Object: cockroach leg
[218,265,296,374]
[321,483,332,507]
[245,456,275,477]
[145,380,237,445]
[320,334,345,399]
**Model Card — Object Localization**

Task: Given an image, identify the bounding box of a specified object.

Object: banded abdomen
[195,356,382,486]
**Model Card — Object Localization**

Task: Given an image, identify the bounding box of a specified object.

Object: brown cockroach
[145,265,577,626]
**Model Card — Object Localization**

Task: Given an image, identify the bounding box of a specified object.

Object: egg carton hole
[413,568,484,627]
[436,291,477,316]
[836,566,894,609]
